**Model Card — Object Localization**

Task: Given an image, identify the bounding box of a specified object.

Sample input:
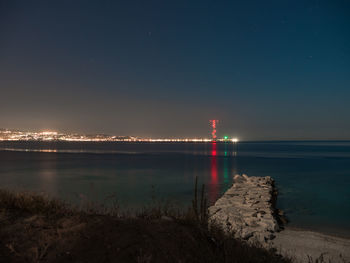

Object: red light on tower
[209,120,219,141]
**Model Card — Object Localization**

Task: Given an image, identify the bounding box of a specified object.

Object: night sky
[1,1,349,140]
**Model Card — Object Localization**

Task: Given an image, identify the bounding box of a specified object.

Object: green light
[224,136,228,140]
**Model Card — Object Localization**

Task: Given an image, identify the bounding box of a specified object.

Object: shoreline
[209,174,350,263]
[273,227,350,263]
[280,224,350,240]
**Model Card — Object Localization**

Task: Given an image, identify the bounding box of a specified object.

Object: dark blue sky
[1,0,349,139]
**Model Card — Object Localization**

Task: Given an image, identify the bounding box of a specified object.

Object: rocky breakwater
[209,174,281,246]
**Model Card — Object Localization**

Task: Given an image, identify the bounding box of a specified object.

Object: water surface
[0,141,349,236]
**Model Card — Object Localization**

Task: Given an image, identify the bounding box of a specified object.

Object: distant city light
[0,129,240,143]
[41,131,58,136]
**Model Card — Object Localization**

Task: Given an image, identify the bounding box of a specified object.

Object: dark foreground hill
[0,189,290,263]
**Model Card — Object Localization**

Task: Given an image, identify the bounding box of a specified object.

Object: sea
[0,141,349,237]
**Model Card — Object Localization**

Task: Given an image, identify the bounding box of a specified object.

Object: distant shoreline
[2,139,350,143]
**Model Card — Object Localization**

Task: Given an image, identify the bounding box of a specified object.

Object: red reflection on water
[211,141,217,156]
[209,142,219,204]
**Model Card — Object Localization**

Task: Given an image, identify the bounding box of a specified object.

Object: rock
[209,174,281,247]
[241,228,254,240]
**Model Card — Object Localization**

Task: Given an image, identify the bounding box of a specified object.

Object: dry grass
[0,189,70,217]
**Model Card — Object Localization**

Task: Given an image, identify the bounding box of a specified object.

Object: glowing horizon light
[41,131,58,135]
[231,138,239,143]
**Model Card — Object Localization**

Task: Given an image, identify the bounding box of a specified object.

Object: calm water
[1,141,350,236]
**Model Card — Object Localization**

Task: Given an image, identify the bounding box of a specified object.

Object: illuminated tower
[209,120,219,141]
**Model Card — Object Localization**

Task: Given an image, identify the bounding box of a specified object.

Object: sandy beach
[272,228,350,263]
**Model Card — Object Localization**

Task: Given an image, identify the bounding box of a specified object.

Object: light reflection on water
[0,141,350,236]
[209,142,219,204]
[2,148,58,153]
[38,154,57,195]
